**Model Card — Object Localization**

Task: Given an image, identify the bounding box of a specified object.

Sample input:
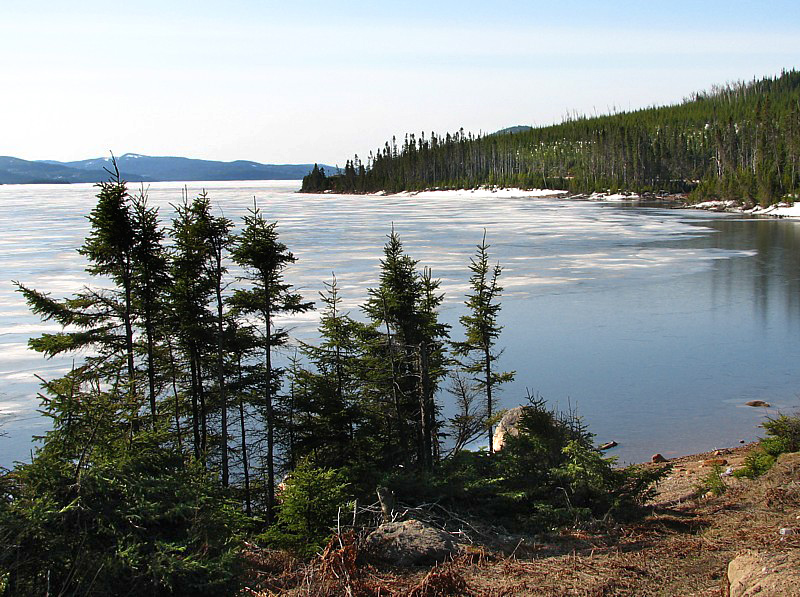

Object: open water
[1,180,799,466]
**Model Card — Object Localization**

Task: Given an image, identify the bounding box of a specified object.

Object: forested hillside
[302,70,800,205]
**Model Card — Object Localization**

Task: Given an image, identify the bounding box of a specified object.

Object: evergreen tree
[15,165,148,431]
[290,276,361,469]
[190,192,235,485]
[78,163,137,394]
[230,204,313,522]
[363,229,449,470]
[453,232,514,454]
[130,187,170,427]
[170,197,215,461]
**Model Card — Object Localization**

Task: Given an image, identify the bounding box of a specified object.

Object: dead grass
[242,449,800,596]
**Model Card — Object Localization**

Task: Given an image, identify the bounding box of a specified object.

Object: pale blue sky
[2,1,798,166]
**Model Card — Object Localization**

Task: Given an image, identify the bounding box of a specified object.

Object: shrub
[734,411,800,479]
[734,450,776,479]
[697,464,727,496]
[263,459,350,557]
[761,414,800,453]
[385,395,666,532]
[0,434,248,596]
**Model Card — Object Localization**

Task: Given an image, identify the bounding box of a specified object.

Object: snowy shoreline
[371,186,800,219]
[367,186,570,199]
[367,186,697,207]
[690,199,800,218]
[367,187,660,202]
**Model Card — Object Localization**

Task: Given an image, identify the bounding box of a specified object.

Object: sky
[2,0,799,167]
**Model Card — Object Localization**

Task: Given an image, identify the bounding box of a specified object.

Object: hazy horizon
[3,0,798,167]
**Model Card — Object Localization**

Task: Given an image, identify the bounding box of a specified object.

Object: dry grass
[242,450,800,596]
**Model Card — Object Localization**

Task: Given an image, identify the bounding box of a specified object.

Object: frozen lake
[1,180,798,466]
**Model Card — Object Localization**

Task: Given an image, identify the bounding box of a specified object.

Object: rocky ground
[647,445,752,506]
[244,446,800,596]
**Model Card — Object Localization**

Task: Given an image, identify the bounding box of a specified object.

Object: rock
[745,400,771,407]
[492,406,525,452]
[728,550,800,596]
[701,458,728,467]
[599,441,618,450]
[651,453,667,463]
[364,520,457,567]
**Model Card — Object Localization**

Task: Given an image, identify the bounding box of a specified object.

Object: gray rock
[728,550,800,596]
[492,406,525,452]
[364,519,457,567]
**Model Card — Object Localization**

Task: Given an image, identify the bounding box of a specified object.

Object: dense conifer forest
[302,70,800,205]
[0,166,664,595]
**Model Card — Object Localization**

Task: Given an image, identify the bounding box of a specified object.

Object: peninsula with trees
[302,70,800,207]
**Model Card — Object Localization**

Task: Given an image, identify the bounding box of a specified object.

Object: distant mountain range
[0,154,335,185]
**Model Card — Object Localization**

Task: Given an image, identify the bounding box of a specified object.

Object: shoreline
[689,199,800,218]
[365,186,693,207]
[364,185,800,219]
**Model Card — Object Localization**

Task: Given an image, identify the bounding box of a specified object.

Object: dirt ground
[245,446,800,596]
[648,444,753,506]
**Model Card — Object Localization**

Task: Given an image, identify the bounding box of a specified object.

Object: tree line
[302,69,800,205]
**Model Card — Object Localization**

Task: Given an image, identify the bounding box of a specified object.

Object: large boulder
[364,519,457,567]
[728,550,800,596]
[492,406,525,452]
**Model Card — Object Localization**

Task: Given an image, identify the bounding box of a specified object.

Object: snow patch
[691,200,800,218]
[587,192,641,202]
[747,202,800,218]
[381,187,569,199]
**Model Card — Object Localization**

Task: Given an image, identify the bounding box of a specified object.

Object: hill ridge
[1,153,334,185]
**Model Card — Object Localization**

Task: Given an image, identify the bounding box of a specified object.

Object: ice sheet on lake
[0,180,781,465]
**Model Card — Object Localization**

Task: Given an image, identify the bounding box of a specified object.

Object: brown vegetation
[242,447,800,596]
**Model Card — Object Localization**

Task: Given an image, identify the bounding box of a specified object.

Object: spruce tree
[190,192,235,485]
[15,165,147,430]
[363,229,449,469]
[130,188,170,427]
[230,203,313,522]
[169,196,216,460]
[291,275,363,469]
[454,232,514,454]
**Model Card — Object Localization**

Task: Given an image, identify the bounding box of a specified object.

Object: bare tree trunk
[145,318,157,428]
[485,345,494,455]
[418,342,433,470]
[237,355,252,516]
[382,294,407,465]
[215,282,229,486]
[265,298,275,524]
[167,340,183,453]
[189,347,201,460]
